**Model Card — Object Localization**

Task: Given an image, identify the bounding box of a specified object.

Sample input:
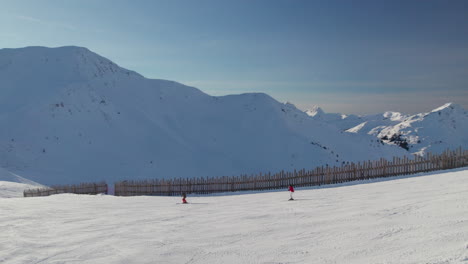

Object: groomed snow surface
[1,169,467,264]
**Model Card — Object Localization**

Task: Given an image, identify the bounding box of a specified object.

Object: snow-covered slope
[0,181,42,198]
[306,106,365,130]
[346,111,408,134]
[1,169,467,263]
[0,167,44,198]
[306,104,468,155]
[306,106,409,132]
[371,103,468,154]
[0,46,407,185]
[0,167,39,185]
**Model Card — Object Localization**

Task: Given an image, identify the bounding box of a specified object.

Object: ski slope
[1,169,467,263]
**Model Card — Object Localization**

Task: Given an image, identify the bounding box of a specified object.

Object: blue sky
[0,0,467,114]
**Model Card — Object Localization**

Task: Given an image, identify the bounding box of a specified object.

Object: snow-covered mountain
[305,106,364,131]
[306,107,409,132]
[306,103,468,155]
[368,103,468,155]
[0,46,406,185]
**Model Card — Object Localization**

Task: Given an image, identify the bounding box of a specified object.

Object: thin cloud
[15,15,43,23]
[13,14,76,31]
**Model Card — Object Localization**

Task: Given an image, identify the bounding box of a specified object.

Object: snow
[305,105,365,131]
[383,111,407,122]
[304,105,325,117]
[374,102,468,154]
[307,103,468,155]
[346,121,368,133]
[431,102,461,113]
[0,46,406,185]
[0,181,40,198]
[0,167,44,198]
[1,169,467,263]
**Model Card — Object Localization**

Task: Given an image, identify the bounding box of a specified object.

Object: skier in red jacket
[288,185,294,200]
[182,193,188,204]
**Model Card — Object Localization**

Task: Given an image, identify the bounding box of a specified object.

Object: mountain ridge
[306,102,468,155]
[0,46,416,184]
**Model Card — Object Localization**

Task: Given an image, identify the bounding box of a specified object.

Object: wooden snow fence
[114,147,468,197]
[23,182,108,197]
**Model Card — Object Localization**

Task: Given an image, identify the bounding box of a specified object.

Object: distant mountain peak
[430,102,464,113]
[0,46,142,81]
[305,103,467,155]
[305,105,324,117]
[382,111,406,122]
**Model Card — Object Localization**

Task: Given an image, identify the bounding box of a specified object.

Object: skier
[182,192,188,204]
[288,185,294,200]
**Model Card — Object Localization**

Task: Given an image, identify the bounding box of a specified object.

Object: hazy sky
[1,0,467,114]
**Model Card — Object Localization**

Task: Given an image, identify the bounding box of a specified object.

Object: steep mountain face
[0,46,406,185]
[306,104,468,155]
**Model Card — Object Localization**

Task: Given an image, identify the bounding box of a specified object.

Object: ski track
[1,169,467,263]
